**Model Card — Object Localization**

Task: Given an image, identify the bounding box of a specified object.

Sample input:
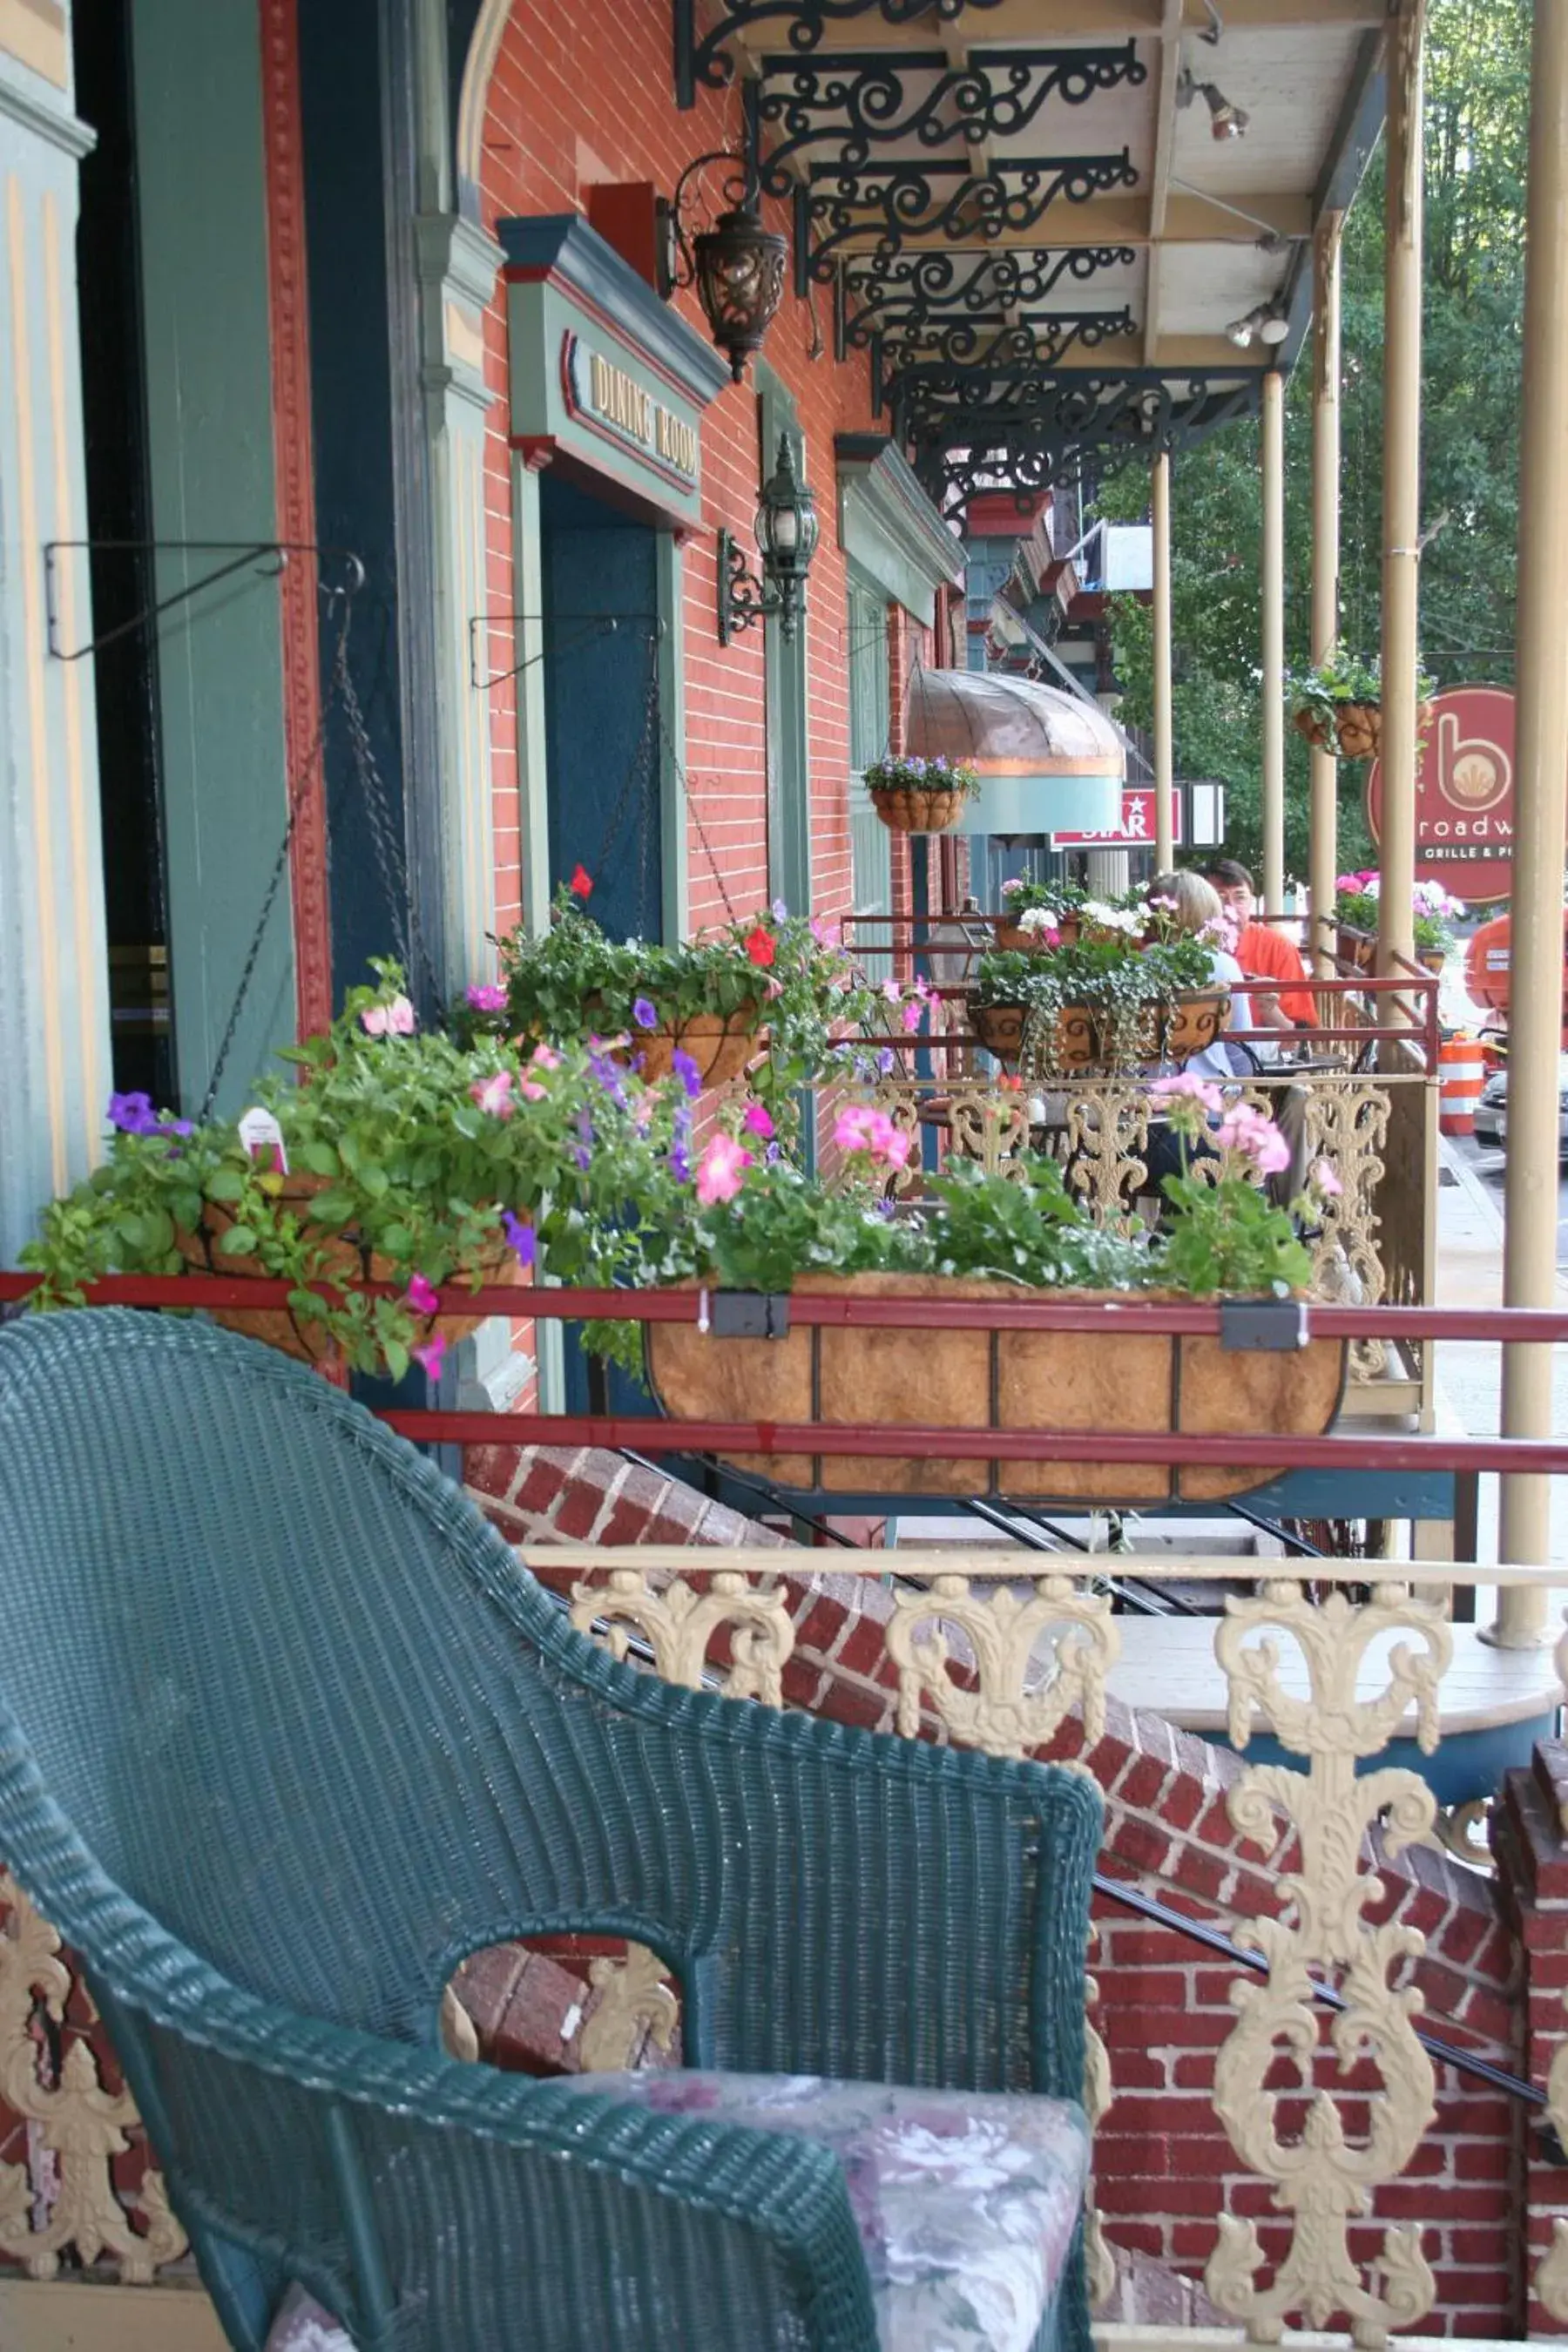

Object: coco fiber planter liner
[645,1272,1346,1504]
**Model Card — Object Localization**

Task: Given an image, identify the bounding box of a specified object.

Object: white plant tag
[238,1107,288,1173]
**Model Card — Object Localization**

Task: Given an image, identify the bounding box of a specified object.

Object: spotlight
[1224,304,1289,349]
[1178,68,1248,140]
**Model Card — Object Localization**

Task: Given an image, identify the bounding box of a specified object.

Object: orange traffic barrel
[1439,1036,1484,1136]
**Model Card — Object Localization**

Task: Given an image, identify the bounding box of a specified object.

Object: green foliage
[1159,1168,1315,1297]
[923,1160,1151,1290]
[24,962,687,1380]
[975,936,1217,1014]
[1098,0,1529,882]
[470,887,909,1113]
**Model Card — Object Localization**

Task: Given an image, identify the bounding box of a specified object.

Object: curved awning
[904,667,1125,837]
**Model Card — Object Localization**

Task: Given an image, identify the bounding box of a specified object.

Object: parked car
[1471,1052,1568,1152]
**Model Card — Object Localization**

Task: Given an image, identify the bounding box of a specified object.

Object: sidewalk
[1432,1137,1568,1567]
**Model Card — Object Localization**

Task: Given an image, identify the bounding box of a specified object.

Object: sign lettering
[563,334,700,484]
[1367,685,1517,901]
[1051,787,1182,850]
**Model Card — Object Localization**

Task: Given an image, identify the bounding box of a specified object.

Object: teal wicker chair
[0,1310,1102,2352]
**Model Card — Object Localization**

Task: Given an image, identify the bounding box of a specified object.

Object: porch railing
[0,1278,1559,2345]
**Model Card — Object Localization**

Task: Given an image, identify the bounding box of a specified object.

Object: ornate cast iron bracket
[749,43,1146,194]
[837,243,1137,356]
[911,372,1262,513]
[795,151,1139,294]
[673,0,1008,109]
[718,529,783,645]
[875,308,1139,416]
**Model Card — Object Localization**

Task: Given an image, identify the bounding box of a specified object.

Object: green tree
[1099,0,1529,882]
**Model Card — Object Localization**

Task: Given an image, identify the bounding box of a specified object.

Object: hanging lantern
[718,434,821,646]
[692,199,788,385]
[661,156,788,386]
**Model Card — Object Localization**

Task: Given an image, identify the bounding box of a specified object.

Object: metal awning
[903,664,1125,833]
[673,1,1385,510]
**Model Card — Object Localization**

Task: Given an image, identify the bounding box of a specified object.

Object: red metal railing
[3,1274,1565,1477]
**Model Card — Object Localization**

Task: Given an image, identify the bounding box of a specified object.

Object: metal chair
[0,1309,1101,2352]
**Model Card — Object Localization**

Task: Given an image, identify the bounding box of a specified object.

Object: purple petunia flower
[669,1098,693,1185]
[108,1091,159,1136]
[501,1210,537,1267]
[670,1048,702,1101]
[877,1045,896,1077]
[632,996,658,1030]
[587,1050,628,1110]
[466,983,507,1014]
[771,897,788,923]
[574,1105,594,1173]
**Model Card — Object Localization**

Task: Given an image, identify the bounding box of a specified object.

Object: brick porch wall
[470,1440,1524,2337]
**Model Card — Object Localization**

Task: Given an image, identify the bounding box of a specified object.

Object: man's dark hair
[1202,857,1254,891]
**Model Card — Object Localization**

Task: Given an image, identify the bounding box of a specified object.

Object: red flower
[744,923,776,970]
[570,864,593,899]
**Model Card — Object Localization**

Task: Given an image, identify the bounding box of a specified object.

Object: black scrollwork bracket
[750,42,1146,194]
[673,0,1007,109]
[909,373,1262,513]
[837,243,1138,356]
[796,151,1139,294]
[717,529,801,645]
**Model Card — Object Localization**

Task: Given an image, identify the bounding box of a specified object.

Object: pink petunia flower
[412,1334,446,1381]
[470,1070,515,1119]
[695,1133,754,1206]
[406,1273,440,1315]
[466,983,506,1014]
[741,1103,774,1140]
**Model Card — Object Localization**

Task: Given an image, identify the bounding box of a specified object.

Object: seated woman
[1142,870,1308,1199]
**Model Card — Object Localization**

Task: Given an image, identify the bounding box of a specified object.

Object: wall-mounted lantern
[658,153,787,385]
[717,434,820,646]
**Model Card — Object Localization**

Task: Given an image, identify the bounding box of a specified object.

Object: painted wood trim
[260,0,332,1038]
[835,434,964,628]
[496,214,731,409]
[0,63,92,157]
[0,2281,227,2352]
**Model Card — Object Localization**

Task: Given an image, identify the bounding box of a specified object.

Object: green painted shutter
[847,577,891,975]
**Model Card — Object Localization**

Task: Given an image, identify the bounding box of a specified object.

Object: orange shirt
[1234,921,1318,1027]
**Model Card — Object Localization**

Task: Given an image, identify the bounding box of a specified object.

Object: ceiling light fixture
[1224,303,1290,349]
[1177,68,1248,140]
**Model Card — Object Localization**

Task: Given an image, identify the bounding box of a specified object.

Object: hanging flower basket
[645,1274,1344,1505]
[176,1174,523,1366]
[865,753,980,836]
[634,1017,765,1089]
[1333,700,1382,760]
[1293,707,1332,751]
[995,882,1085,955]
[968,989,1231,1072]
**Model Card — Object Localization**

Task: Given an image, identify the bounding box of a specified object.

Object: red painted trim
[513,435,558,472]
[259,0,333,1038]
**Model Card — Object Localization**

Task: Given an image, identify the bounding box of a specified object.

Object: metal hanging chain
[199,591,357,1119]
[654,695,739,924]
[335,623,440,1007]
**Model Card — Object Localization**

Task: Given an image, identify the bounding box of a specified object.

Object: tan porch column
[1495,0,1568,1644]
[1377,0,1425,987]
[1152,450,1174,872]
[1308,216,1343,974]
[1260,371,1286,914]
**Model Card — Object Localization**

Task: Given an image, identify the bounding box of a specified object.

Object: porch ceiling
[678,0,1385,508]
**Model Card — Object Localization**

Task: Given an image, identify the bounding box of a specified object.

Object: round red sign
[1365,683,1516,903]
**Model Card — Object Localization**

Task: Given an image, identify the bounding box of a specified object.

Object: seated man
[1201,858,1318,1037]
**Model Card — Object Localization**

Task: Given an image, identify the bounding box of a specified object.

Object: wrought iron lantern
[717,434,820,646]
[659,152,787,385]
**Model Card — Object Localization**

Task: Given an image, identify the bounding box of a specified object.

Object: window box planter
[645,1273,1344,1504]
[968,989,1231,1072]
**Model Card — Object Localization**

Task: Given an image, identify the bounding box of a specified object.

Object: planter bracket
[1220,1300,1309,1354]
[710,1292,792,1341]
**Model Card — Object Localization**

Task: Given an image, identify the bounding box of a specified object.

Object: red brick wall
[471,1442,1524,2337]
[473,0,892,941]
[1497,1741,1568,2335]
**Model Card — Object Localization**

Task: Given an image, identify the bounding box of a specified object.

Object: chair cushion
[560,2071,1091,2352]
[263,2072,1089,2352]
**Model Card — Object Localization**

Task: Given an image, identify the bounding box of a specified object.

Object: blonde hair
[1149,869,1224,939]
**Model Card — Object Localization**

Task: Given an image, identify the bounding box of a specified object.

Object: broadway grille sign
[1366,684,1515,902]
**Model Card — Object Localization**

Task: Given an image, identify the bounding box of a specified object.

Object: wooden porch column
[1260,370,1286,913]
[1308,214,1343,973]
[1152,449,1174,872]
[1376,0,1425,985]
[1495,0,1568,1644]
